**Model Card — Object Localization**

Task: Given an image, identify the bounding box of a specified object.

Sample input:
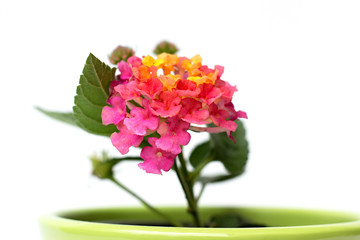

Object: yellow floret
[159,74,180,90]
[142,55,156,67]
[190,54,202,65]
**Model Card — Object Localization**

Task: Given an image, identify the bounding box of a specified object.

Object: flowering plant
[38,41,250,227]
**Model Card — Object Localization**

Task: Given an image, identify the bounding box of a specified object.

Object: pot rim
[39,206,360,234]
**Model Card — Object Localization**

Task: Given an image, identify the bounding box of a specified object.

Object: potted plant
[38,41,360,239]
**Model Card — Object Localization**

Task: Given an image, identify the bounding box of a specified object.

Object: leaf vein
[78,83,107,108]
[88,59,108,98]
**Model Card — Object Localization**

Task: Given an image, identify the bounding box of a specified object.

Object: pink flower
[101,95,126,125]
[110,124,143,155]
[217,101,248,121]
[114,81,140,101]
[150,90,182,117]
[137,78,163,99]
[156,117,191,154]
[215,79,237,102]
[209,103,237,132]
[117,61,132,80]
[198,83,222,105]
[237,110,248,119]
[127,56,142,68]
[198,65,215,76]
[138,137,176,175]
[214,65,224,78]
[109,78,123,96]
[101,53,247,175]
[124,99,159,136]
[179,98,209,124]
[175,79,200,97]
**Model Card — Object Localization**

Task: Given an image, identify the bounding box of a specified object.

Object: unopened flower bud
[109,46,135,65]
[90,152,114,179]
[153,41,179,55]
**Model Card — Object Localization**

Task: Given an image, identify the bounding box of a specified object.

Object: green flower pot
[39,206,360,240]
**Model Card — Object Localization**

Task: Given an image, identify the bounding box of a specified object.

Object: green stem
[110,156,143,163]
[108,176,182,227]
[195,183,206,204]
[189,153,215,182]
[173,155,203,227]
[178,151,189,179]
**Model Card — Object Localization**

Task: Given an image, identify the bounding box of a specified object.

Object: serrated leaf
[210,120,249,174]
[73,53,117,136]
[35,107,77,126]
[189,141,213,168]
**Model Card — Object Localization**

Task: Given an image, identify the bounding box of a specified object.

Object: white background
[1,0,360,239]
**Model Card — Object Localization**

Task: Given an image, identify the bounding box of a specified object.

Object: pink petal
[179,98,209,124]
[209,103,238,132]
[123,99,159,135]
[237,110,248,119]
[155,117,191,155]
[137,78,163,99]
[127,56,142,68]
[110,124,143,155]
[175,79,201,97]
[214,65,224,78]
[198,84,222,105]
[215,79,237,102]
[138,137,176,175]
[114,81,140,101]
[117,61,132,80]
[150,91,182,118]
[101,95,126,125]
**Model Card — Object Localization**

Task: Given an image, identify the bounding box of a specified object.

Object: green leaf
[189,141,213,168]
[35,107,77,126]
[210,120,249,174]
[198,170,244,184]
[73,53,118,136]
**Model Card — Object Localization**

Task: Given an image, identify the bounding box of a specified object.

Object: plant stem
[189,153,215,182]
[108,176,182,227]
[173,154,203,227]
[189,125,228,133]
[110,156,143,163]
[195,183,206,204]
[178,151,190,179]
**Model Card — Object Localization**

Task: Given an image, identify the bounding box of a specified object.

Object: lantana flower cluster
[101,53,247,174]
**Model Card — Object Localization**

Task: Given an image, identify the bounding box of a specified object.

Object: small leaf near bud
[153,41,179,55]
[109,46,135,65]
